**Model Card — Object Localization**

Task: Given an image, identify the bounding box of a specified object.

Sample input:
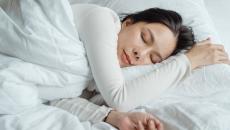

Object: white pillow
[69,0,221,79]
[69,0,220,42]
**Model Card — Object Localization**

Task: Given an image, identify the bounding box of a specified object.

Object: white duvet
[1,0,230,130]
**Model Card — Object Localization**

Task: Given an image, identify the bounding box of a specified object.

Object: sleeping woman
[50,4,230,130]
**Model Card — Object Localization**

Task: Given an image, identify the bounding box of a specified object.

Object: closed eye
[150,54,154,63]
[150,54,162,64]
[141,32,147,43]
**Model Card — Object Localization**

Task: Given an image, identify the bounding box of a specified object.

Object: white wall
[204,0,230,53]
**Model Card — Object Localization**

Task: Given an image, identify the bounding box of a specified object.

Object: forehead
[144,23,177,58]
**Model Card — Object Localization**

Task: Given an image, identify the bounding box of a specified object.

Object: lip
[122,50,131,65]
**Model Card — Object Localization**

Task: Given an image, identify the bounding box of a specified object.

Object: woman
[51,4,230,130]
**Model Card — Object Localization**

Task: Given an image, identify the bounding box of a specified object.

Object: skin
[106,111,164,130]
[117,19,177,68]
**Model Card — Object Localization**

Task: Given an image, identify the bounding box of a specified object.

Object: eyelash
[141,31,160,63]
[150,54,161,64]
[150,54,154,63]
[141,32,146,43]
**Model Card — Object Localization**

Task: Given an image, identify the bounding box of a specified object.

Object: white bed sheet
[1,0,230,130]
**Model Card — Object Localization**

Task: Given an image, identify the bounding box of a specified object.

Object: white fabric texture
[0,0,113,126]
[50,96,112,124]
[1,52,230,130]
[0,0,106,130]
[1,0,230,130]
[0,0,92,101]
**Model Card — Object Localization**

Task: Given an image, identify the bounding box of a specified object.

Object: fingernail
[138,121,142,125]
[150,120,154,124]
[148,120,151,124]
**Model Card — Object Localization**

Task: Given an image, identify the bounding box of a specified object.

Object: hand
[105,110,164,130]
[185,38,230,69]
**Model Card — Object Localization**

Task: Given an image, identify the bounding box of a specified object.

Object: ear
[121,18,133,29]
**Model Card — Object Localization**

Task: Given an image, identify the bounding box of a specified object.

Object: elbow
[103,84,133,112]
[105,91,131,112]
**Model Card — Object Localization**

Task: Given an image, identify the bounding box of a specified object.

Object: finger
[203,37,211,42]
[148,114,159,120]
[156,121,164,130]
[218,56,229,61]
[216,50,229,58]
[218,51,229,58]
[226,60,230,65]
[151,119,164,130]
[137,121,145,130]
[153,118,161,126]
[217,59,230,65]
[198,38,211,45]
[216,52,229,60]
[222,60,230,65]
[213,44,225,52]
[148,115,162,127]
[148,115,161,123]
[147,120,156,130]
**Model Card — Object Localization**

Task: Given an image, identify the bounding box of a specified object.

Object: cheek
[165,42,177,56]
[119,32,141,48]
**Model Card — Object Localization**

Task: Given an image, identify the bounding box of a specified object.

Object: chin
[121,63,130,68]
[119,62,125,68]
[119,60,126,68]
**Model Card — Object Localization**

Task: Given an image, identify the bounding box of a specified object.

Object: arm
[49,97,112,124]
[77,6,191,112]
[50,96,164,130]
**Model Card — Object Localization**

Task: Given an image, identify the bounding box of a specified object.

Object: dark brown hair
[121,8,196,55]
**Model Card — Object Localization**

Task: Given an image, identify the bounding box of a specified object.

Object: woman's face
[117,19,177,68]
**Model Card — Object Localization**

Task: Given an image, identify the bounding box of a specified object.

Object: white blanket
[1,0,230,130]
[0,0,93,101]
[0,0,99,130]
[1,53,230,130]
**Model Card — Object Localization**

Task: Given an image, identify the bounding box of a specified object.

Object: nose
[133,51,140,60]
[133,47,152,61]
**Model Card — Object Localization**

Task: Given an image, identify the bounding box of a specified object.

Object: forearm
[99,54,191,111]
[49,97,112,123]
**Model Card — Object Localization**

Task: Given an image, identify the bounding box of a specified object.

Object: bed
[1,0,230,130]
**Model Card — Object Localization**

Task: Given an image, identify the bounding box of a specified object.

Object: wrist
[185,53,197,70]
[105,110,122,128]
